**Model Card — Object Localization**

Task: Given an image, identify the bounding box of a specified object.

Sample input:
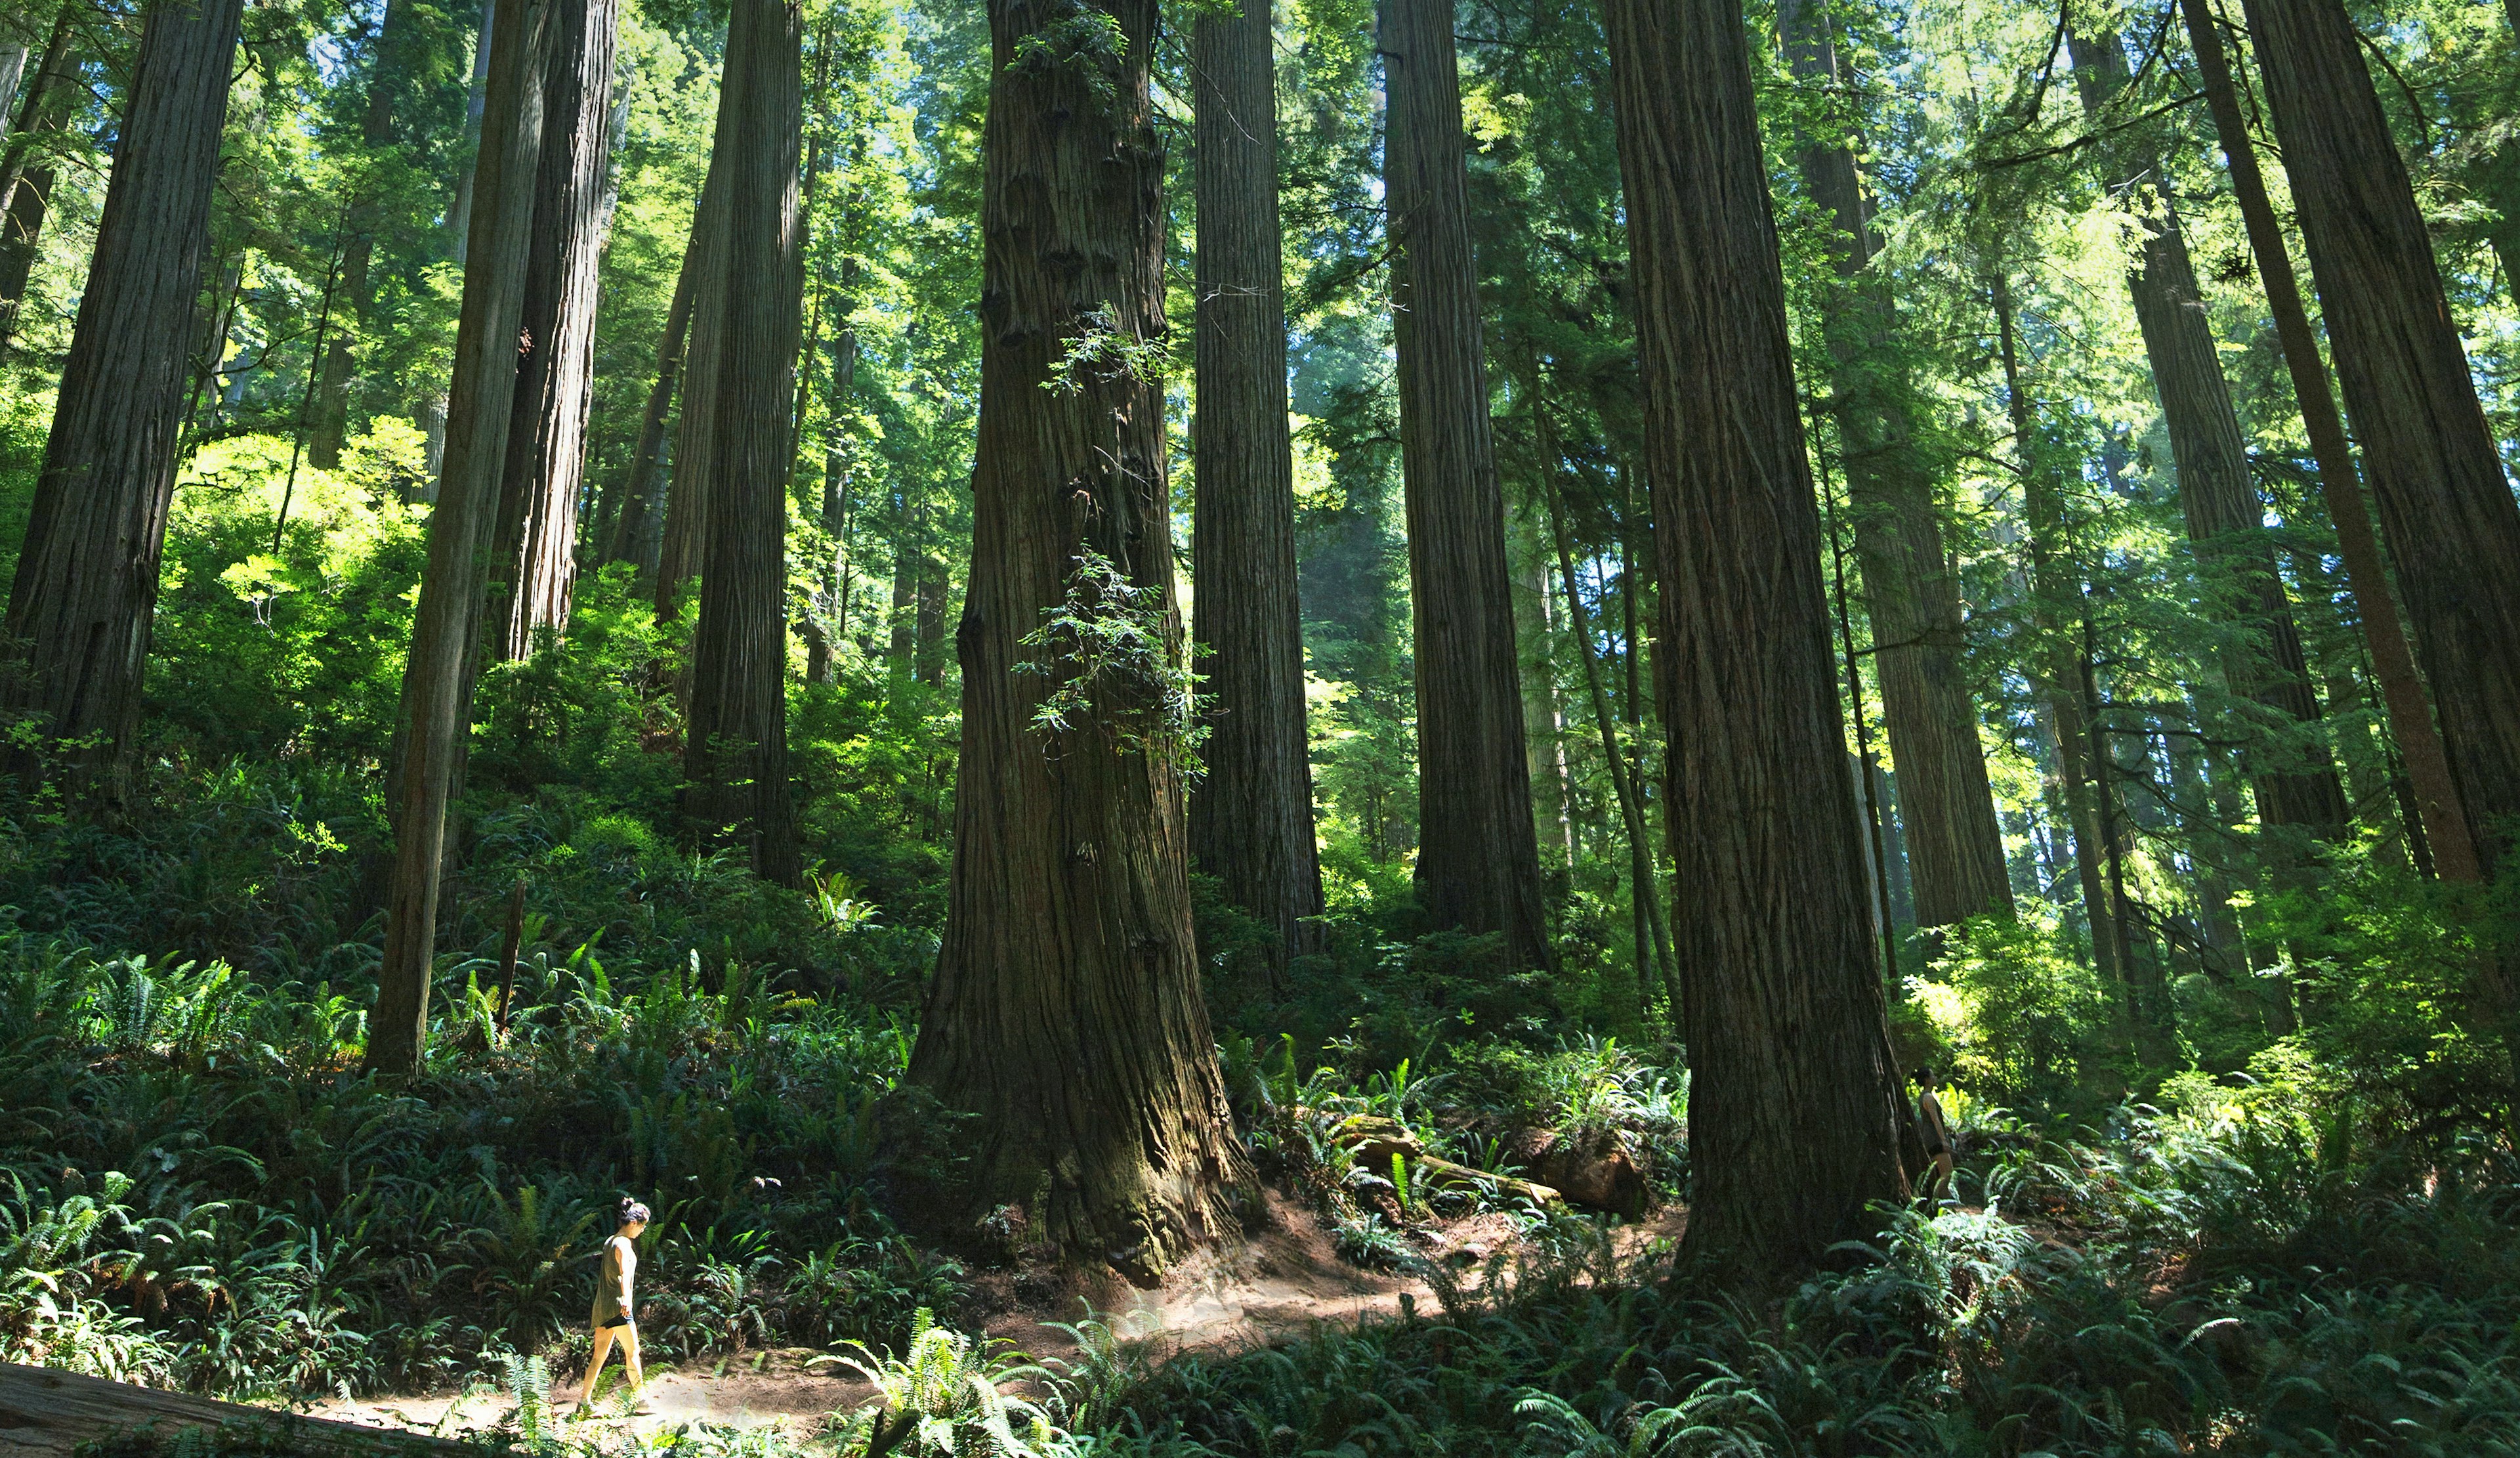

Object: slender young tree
[1601,0,1911,1279]
[2242,0,2520,878]
[368,0,555,1079]
[0,6,77,349]
[904,0,1253,1270]
[604,158,717,572]
[1190,0,1324,978]
[2179,0,2476,882]
[682,0,803,884]
[1776,0,2012,930]
[1380,0,1551,970]
[485,0,621,659]
[308,0,430,468]
[2067,24,2346,846]
[0,0,246,794]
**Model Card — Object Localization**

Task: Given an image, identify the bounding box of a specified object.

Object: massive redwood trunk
[2067,26,2346,847]
[1380,0,1551,970]
[2176,0,2473,880]
[484,0,621,658]
[368,0,555,1079]
[1189,0,1324,979]
[904,0,1253,1272]
[1601,0,1910,1279]
[0,0,245,794]
[682,0,802,884]
[2235,0,2520,877]
[1776,0,2011,930]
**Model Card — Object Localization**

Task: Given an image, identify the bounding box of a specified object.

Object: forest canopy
[0,0,2518,1448]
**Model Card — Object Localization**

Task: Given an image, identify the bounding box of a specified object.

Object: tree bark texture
[2179,0,2477,882]
[904,0,1254,1272]
[2067,27,2346,845]
[1601,0,1911,1279]
[0,7,76,347]
[484,0,620,659]
[0,0,244,793]
[310,0,427,469]
[604,158,713,571]
[368,0,554,1079]
[2242,0,2520,877]
[0,42,25,131]
[682,0,802,886]
[1379,0,1551,970]
[1189,0,1324,976]
[1776,0,2011,928]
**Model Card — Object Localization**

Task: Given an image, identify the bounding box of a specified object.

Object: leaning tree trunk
[903,0,1255,1275]
[0,0,245,796]
[1189,0,1324,980]
[2179,0,2476,882]
[309,0,427,469]
[367,0,554,1080]
[654,123,733,616]
[604,156,715,570]
[0,6,76,349]
[0,41,25,130]
[681,0,801,885]
[1776,0,2011,930]
[2243,0,2520,879]
[484,0,620,659]
[1601,0,1910,1281]
[2067,26,2346,847]
[1380,0,1551,970]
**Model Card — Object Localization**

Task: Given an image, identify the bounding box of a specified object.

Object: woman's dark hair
[618,1199,650,1226]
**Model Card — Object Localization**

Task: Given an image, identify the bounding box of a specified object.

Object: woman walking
[578,1197,649,1407]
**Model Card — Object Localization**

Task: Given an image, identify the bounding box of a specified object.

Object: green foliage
[1910,905,2115,1107]
[1018,546,1206,775]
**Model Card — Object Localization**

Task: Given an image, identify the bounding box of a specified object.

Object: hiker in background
[578,1197,650,1408]
[1914,1068,1956,1206]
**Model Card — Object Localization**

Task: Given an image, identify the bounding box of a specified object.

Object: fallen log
[0,1362,474,1457]
[1332,1115,1563,1208]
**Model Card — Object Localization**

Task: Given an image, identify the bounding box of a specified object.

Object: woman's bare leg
[618,1322,643,1391]
[579,1324,617,1405]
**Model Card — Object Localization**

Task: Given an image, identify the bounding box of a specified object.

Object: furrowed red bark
[368,0,555,1079]
[1380,0,1551,970]
[1777,0,2012,929]
[2067,25,2346,846]
[485,0,621,658]
[0,0,245,795]
[904,0,1254,1272]
[2178,0,2477,882]
[1190,0,1324,978]
[1601,0,1911,1279]
[682,0,802,886]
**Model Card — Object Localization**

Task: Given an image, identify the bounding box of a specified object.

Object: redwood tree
[1601,0,1911,1277]
[484,0,621,659]
[2067,25,2345,846]
[1190,0,1324,977]
[1776,0,2012,930]
[2242,0,2520,878]
[0,0,245,793]
[0,6,77,350]
[368,0,555,1078]
[682,0,803,885]
[904,0,1253,1271]
[1380,0,1551,970]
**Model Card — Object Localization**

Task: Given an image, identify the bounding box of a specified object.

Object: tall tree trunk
[1776,0,2012,930]
[1601,0,1911,1280]
[0,41,25,132]
[0,6,76,349]
[2068,26,2347,848]
[484,0,620,659]
[681,0,801,885]
[655,133,733,616]
[1513,534,1577,869]
[0,0,245,795]
[1189,0,1324,977]
[2242,0,2520,880]
[903,0,1253,1272]
[1993,272,2130,997]
[606,158,714,570]
[1379,0,1551,969]
[2178,0,2477,883]
[914,563,946,685]
[368,0,555,1079]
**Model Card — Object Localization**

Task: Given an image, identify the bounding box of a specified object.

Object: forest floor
[305,1195,1687,1446]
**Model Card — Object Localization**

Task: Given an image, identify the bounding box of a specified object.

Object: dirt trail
[310,1201,1681,1446]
